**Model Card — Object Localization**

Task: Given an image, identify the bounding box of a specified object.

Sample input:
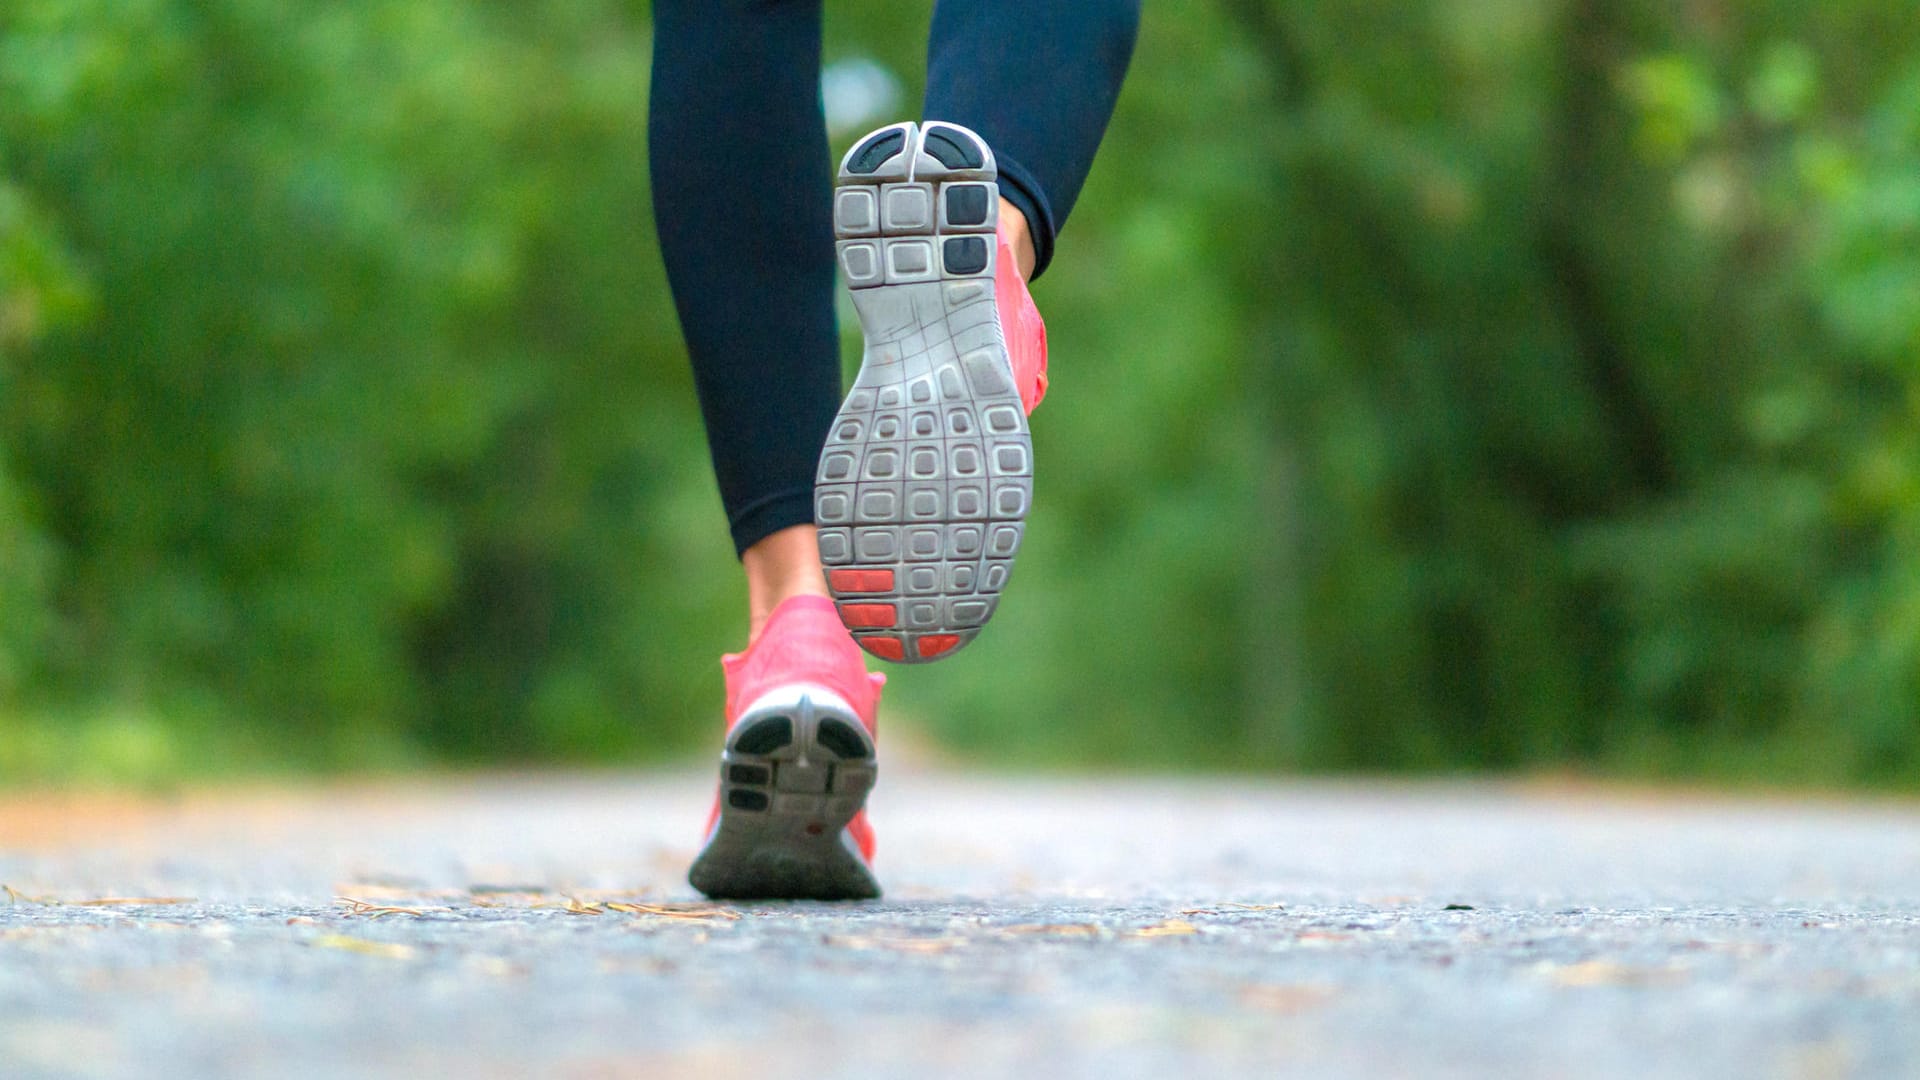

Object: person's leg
[654,0,888,901]
[924,0,1141,279]
[649,0,837,642]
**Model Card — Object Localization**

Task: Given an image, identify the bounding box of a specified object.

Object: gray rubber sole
[686,684,880,901]
[816,121,1032,664]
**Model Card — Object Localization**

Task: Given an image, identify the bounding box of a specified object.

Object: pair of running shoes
[688,122,1048,901]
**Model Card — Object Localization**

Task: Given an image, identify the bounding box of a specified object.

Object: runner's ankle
[998,196,1036,281]
[742,524,830,643]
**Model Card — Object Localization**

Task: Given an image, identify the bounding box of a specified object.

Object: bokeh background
[2,1,1917,787]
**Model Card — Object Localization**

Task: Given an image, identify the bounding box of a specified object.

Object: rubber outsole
[817,121,1032,665]
[687,685,880,901]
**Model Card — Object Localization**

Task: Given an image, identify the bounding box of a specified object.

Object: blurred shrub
[0,179,81,700]
[0,0,737,773]
[904,0,1920,786]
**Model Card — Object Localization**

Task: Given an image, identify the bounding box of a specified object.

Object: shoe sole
[686,684,880,901]
[815,121,1032,664]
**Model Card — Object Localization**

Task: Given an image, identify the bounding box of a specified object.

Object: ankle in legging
[649,0,1139,556]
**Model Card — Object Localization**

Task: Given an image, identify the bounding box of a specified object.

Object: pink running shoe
[816,121,1048,664]
[687,595,886,900]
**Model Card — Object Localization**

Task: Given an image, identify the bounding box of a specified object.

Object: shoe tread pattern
[820,122,1029,664]
[688,691,879,901]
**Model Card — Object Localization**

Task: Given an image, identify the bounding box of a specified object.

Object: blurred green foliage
[1,0,1916,786]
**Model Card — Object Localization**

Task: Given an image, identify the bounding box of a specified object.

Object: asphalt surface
[2,768,1918,1079]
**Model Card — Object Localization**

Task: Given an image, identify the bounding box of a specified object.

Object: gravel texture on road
[3,769,1918,1078]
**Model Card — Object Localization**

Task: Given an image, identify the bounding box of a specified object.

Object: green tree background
[1,0,1916,786]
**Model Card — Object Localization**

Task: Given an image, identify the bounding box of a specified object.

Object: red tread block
[860,635,906,661]
[829,568,895,594]
[918,634,961,659]
[841,603,898,629]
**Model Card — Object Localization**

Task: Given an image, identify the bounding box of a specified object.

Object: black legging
[650,0,1139,556]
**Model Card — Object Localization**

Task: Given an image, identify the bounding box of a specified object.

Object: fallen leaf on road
[598,957,680,975]
[604,903,740,921]
[825,934,966,954]
[1130,920,1199,938]
[495,889,657,912]
[309,934,417,960]
[1238,983,1335,1013]
[337,897,449,918]
[997,923,1103,937]
[466,955,520,977]
[1180,902,1286,915]
[1544,960,1687,987]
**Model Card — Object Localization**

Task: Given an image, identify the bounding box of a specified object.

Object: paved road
[2,768,1918,1078]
